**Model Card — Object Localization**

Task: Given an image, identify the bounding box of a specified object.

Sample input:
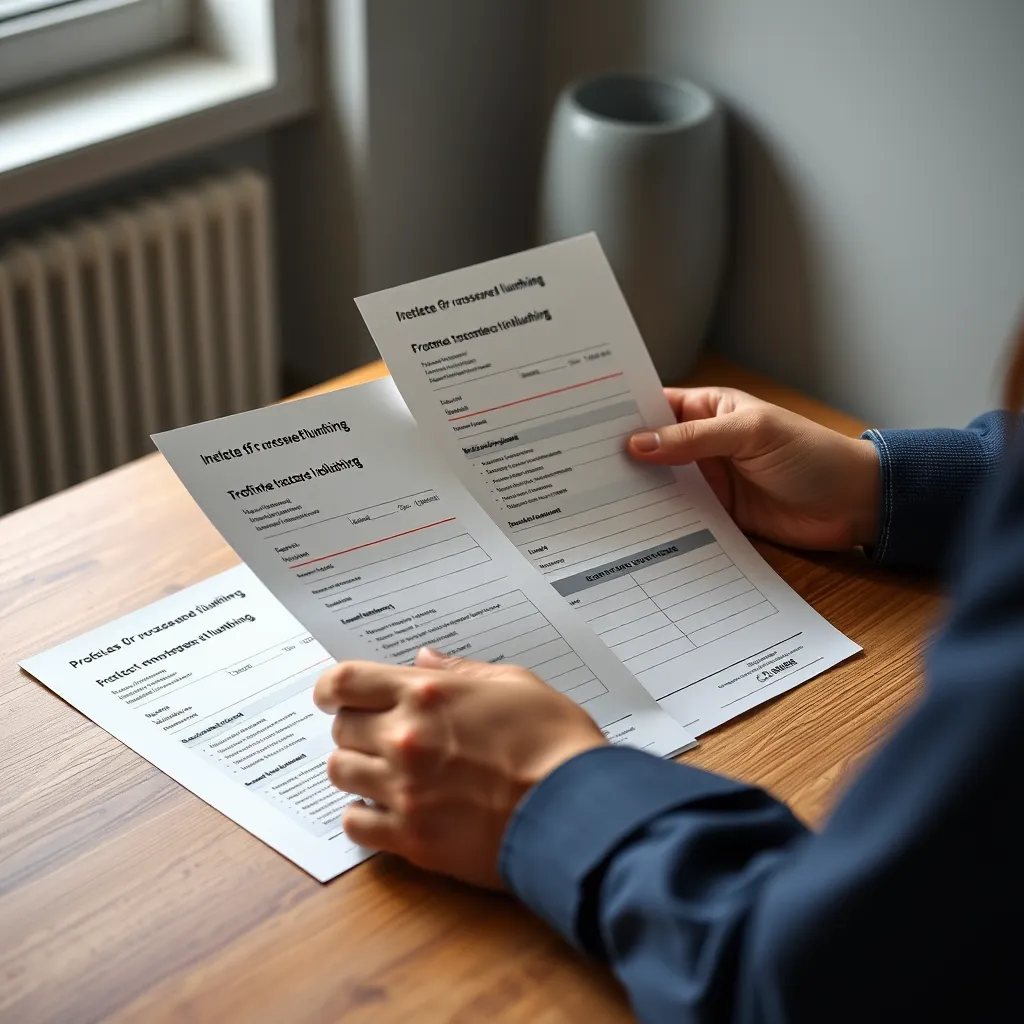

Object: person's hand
[313,648,607,889]
[628,387,881,551]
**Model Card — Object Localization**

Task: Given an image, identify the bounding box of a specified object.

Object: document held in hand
[22,376,695,882]
[357,234,860,736]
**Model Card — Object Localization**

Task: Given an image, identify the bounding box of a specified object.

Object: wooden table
[0,357,942,1023]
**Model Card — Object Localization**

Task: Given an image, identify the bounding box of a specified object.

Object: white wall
[273,0,545,386]
[362,0,545,291]
[544,1,1024,427]
[271,0,374,386]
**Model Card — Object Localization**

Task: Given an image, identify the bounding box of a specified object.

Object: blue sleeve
[501,432,1024,1023]
[861,411,1016,572]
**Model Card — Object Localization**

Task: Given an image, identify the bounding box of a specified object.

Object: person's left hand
[313,648,607,889]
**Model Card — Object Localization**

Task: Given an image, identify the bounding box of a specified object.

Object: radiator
[0,169,279,515]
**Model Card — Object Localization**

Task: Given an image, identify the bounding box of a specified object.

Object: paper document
[357,234,861,735]
[20,566,365,881]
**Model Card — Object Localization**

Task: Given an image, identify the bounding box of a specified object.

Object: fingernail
[631,431,661,453]
[416,646,446,664]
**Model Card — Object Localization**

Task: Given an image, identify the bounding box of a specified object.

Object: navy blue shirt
[500,412,1022,1022]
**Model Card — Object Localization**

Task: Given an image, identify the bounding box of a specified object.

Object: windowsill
[0,3,313,218]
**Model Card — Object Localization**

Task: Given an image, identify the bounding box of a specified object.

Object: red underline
[288,517,457,569]
[447,371,625,422]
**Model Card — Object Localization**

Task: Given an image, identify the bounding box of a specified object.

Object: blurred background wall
[271,0,547,384]
[542,0,1024,428]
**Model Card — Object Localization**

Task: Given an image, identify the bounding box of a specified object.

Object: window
[0,0,191,99]
[0,0,312,217]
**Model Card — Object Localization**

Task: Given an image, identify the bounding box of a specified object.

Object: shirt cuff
[499,746,752,954]
[862,425,991,571]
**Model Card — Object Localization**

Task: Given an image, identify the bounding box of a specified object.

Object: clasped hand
[313,647,605,889]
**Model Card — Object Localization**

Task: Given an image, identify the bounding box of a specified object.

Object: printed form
[357,234,861,735]
[56,376,697,878]
[21,567,358,881]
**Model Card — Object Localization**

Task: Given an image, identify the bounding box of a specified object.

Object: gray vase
[539,72,726,382]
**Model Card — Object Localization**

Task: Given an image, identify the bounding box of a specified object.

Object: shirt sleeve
[501,430,1024,1024]
[861,410,1016,572]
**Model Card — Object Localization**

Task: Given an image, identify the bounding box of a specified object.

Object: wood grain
[0,356,942,1022]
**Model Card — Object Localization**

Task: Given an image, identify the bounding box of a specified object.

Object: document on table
[19,566,360,881]
[357,233,861,735]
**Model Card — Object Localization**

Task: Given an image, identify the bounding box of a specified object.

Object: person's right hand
[627,387,881,552]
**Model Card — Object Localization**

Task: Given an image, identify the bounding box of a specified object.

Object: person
[312,328,1024,1022]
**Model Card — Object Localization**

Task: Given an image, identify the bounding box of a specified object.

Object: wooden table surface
[0,356,942,1023]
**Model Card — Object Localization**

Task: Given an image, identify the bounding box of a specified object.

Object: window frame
[0,0,314,219]
[0,0,191,99]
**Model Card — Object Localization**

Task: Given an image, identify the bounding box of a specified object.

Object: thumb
[628,413,750,466]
